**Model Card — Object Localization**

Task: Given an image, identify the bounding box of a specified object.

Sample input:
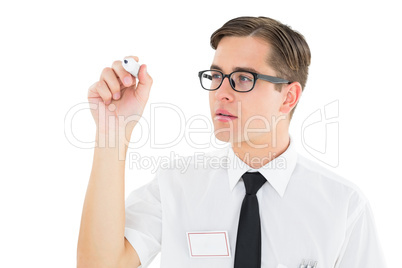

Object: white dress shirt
[124,136,386,267]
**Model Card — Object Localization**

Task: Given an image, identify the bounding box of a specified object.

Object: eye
[211,72,222,80]
[239,75,253,82]
[234,72,254,84]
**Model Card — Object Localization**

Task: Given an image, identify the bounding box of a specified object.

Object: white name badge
[186,231,231,258]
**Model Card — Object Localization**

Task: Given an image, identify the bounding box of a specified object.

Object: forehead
[212,36,273,72]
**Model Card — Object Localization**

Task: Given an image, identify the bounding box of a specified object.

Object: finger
[135,64,153,100]
[96,80,113,105]
[112,56,139,88]
[100,67,121,101]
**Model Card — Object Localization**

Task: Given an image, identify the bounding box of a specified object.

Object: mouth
[214,109,238,121]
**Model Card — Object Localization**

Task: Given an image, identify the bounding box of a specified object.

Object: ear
[279,82,302,114]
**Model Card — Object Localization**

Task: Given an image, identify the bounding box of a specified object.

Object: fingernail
[113,92,120,100]
[124,76,132,86]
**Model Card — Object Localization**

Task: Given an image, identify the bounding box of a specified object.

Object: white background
[1,0,401,267]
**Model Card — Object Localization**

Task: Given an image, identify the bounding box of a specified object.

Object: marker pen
[122,57,141,78]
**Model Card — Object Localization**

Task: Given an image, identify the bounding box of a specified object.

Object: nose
[214,76,234,102]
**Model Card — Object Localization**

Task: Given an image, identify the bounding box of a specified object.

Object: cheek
[208,92,214,113]
[242,93,270,114]
[240,93,281,125]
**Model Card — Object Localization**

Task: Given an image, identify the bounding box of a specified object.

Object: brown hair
[210,16,311,120]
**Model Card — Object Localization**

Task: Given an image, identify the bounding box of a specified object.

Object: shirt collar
[226,135,298,198]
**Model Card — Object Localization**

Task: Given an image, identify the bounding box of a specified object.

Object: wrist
[96,122,135,140]
[95,127,134,160]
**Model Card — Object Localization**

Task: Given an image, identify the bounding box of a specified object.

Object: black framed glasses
[198,70,292,92]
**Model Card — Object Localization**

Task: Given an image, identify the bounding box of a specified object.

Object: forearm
[77,129,132,266]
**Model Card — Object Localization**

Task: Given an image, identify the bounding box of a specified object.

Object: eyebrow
[210,64,260,74]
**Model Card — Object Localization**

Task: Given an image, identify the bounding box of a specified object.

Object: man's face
[209,36,289,147]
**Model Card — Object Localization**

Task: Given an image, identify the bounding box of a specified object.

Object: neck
[231,132,290,169]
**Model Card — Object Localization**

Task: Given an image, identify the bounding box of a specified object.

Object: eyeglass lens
[201,71,255,91]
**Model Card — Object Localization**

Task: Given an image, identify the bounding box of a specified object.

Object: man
[77,16,386,268]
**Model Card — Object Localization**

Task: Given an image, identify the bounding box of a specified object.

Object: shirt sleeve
[335,200,387,267]
[124,174,162,268]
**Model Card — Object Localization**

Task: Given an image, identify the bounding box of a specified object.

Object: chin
[211,118,240,144]
[214,132,231,143]
[213,128,242,144]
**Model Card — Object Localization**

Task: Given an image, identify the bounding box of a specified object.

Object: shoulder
[294,153,369,216]
[296,154,363,191]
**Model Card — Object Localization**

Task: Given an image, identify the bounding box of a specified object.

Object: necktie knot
[242,171,267,195]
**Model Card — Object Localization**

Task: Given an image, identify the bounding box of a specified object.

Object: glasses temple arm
[257,74,292,84]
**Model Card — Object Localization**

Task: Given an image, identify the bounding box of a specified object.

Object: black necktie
[234,171,267,268]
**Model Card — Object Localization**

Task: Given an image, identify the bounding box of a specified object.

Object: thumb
[135,64,153,99]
